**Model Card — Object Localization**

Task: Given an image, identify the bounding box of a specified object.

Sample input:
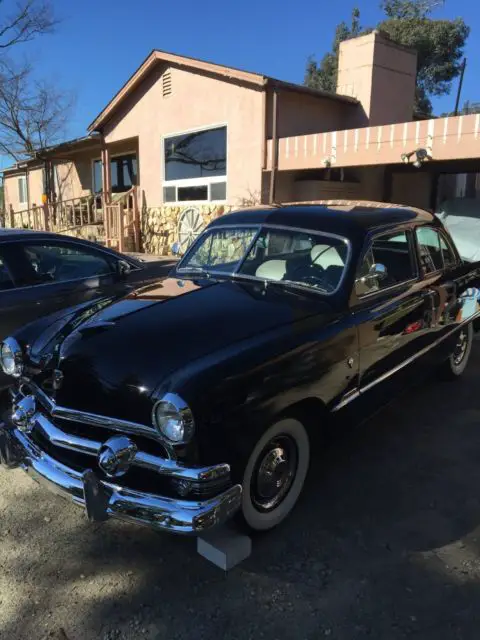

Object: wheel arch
[276,396,330,445]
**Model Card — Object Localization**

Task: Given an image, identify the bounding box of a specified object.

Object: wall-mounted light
[413,148,431,168]
[400,148,432,169]
[401,150,415,164]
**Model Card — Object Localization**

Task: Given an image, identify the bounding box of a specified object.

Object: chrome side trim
[31,411,230,482]
[332,315,479,412]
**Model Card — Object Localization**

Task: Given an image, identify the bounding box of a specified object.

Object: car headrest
[311,244,345,268]
[255,259,287,281]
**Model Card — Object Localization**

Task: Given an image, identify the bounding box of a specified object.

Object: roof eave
[266,78,359,106]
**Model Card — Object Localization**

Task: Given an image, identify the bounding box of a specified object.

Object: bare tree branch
[0,58,74,160]
[0,2,73,161]
[0,0,56,50]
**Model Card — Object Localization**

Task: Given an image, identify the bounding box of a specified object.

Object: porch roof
[87,50,359,132]
[2,134,102,175]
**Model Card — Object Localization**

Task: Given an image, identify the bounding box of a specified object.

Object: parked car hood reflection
[30,276,335,423]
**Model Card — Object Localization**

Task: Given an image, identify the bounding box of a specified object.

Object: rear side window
[416,227,446,274]
[0,253,15,291]
[22,243,113,284]
[439,232,457,269]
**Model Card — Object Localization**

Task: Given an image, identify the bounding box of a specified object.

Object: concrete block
[197,527,252,570]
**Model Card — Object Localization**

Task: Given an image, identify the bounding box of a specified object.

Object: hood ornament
[11,395,37,433]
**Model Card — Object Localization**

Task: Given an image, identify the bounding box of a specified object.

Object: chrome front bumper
[0,416,242,535]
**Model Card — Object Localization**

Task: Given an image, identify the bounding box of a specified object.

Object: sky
[2,0,479,167]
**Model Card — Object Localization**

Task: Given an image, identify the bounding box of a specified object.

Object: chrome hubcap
[252,436,298,512]
[453,330,468,366]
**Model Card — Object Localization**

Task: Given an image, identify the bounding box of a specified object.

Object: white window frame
[161,123,228,205]
[18,175,27,206]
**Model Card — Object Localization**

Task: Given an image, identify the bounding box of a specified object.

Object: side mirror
[368,263,387,281]
[117,259,132,279]
[356,263,388,288]
[171,242,181,256]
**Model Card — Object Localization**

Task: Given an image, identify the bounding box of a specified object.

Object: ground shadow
[3,349,480,639]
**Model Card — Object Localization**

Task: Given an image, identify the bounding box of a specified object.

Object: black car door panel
[355,284,437,392]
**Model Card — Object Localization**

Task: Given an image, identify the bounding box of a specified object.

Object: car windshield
[177,226,350,294]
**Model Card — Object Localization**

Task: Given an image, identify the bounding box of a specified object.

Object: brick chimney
[337,30,417,127]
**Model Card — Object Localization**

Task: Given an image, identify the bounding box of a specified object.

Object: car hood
[27,276,335,423]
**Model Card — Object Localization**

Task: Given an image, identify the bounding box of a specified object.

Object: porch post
[101,144,112,203]
[269,88,279,204]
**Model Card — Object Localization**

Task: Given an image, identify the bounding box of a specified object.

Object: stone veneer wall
[142,204,234,255]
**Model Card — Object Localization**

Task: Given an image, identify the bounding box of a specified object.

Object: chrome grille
[9,383,232,499]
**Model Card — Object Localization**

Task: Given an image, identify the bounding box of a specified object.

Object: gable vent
[162,69,172,97]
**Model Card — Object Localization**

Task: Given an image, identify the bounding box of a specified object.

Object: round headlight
[0,337,23,378]
[152,393,195,444]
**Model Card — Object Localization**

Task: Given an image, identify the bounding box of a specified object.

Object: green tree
[305,1,469,116]
[304,8,366,93]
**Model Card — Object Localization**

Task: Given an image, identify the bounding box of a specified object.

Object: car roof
[0,228,63,241]
[209,202,435,238]
[0,227,143,266]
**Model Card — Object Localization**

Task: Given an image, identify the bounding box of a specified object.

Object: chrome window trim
[176,223,352,297]
[333,312,480,412]
[354,277,419,302]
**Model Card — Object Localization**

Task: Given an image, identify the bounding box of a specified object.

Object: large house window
[93,153,138,194]
[18,175,27,206]
[163,126,227,203]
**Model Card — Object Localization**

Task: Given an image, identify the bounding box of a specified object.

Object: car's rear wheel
[439,322,473,380]
[238,418,310,532]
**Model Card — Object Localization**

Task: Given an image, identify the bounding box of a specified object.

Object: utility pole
[454,58,467,116]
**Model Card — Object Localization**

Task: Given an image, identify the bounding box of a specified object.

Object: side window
[22,243,113,284]
[0,253,15,291]
[416,227,444,274]
[18,176,27,206]
[355,230,415,296]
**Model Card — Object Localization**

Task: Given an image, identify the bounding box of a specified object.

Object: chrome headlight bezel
[0,337,24,378]
[152,393,195,444]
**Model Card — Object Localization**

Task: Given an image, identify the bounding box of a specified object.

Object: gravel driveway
[2,346,480,640]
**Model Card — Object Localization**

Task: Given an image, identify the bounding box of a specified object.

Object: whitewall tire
[240,417,310,532]
[440,322,473,380]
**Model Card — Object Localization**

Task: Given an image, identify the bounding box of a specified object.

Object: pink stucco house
[3,31,480,254]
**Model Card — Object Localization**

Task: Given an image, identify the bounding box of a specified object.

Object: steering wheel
[298,273,336,292]
[286,264,335,292]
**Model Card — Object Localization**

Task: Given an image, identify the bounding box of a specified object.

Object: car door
[414,224,480,361]
[0,239,121,340]
[352,227,438,398]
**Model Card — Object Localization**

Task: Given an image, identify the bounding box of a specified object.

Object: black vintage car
[1,203,480,535]
[0,229,173,388]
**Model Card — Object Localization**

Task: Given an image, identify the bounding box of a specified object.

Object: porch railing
[8,194,105,233]
[7,188,140,253]
[104,186,140,252]
[49,194,104,232]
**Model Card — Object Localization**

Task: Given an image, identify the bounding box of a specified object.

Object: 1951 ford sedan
[1,202,480,535]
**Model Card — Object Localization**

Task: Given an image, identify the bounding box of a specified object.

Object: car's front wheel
[239,417,310,532]
[439,322,473,380]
